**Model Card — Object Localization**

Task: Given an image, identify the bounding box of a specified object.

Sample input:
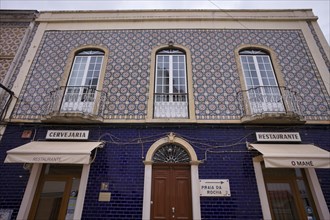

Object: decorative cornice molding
[36,9,318,23]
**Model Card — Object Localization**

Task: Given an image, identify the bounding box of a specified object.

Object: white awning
[4,141,104,164]
[249,144,330,168]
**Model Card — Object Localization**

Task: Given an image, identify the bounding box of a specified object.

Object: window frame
[154,49,188,118]
[154,49,188,102]
[236,46,287,116]
[58,46,108,116]
[240,50,285,112]
[147,45,196,122]
[61,50,104,112]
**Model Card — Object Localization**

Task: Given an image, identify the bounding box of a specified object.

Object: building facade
[0,10,38,125]
[0,10,329,220]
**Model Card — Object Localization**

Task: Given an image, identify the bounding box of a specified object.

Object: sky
[1,0,329,43]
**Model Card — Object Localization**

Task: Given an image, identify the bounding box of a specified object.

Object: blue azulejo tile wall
[0,124,329,219]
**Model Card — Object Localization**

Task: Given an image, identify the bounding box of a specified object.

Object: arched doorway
[151,144,192,219]
[142,133,201,220]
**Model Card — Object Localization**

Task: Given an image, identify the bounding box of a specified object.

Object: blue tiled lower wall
[0,124,329,219]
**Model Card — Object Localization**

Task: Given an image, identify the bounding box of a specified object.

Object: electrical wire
[207,0,251,30]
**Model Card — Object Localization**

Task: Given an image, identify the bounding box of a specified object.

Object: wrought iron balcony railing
[237,86,303,121]
[45,86,106,119]
[154,93,188,118]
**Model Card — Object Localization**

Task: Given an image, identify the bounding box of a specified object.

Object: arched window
[154,49,188,118]
[239,49,285,114]
[61,49,105,113]
[152,144,190,163]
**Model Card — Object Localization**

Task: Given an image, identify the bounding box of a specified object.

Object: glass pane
[90,57,96,63]
[266,182,300,220]
[34,181,66,220]
[164,86,169,93]
[156,86,162,93]
[173,85,179,93]
[173,69,178,77]
[88,64,95,71]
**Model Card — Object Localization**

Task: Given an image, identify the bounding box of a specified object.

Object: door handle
[172,207,175,213]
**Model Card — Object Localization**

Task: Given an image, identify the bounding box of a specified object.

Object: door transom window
[152,144,190,163]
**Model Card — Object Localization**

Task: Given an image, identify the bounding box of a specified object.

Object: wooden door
[151,164,192,220]
[28,165,82,220]
[265,179,306,220]
[263,167,319,220]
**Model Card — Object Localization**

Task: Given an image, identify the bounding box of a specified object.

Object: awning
[249,144,330,168]
[4,141,104,164]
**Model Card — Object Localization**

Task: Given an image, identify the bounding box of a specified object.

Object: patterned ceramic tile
[0,24,28,57]
[0,59,12,83]
[13,29,330,121]
[0,22,29,83]
[0,22,34,115]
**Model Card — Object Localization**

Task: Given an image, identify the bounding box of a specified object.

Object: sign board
[256,132,301,142]
[46,130,89,140]
[199,179,231,197]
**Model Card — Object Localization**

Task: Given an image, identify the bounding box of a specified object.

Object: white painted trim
[17,164,42,220]
[305,169,330,220]
[142,164,152,220]
[252,156,272,220]
[191,164,201,220]
[73,164,91,219]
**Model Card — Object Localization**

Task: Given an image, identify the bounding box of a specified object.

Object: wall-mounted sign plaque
[256,132,301,142]
[200,179,231,197]
[46,130,89,140]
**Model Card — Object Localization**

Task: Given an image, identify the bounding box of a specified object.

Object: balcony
[42,86,106,123]
[154,93,188,118]
[237,86,305,124]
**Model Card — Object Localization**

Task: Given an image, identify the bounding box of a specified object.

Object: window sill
[146,118,197,123]
[41,112,103,123]
[241,112,306,124]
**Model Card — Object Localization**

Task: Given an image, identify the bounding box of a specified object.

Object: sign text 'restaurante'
[256,132,301,142]
[46,130,89,140]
